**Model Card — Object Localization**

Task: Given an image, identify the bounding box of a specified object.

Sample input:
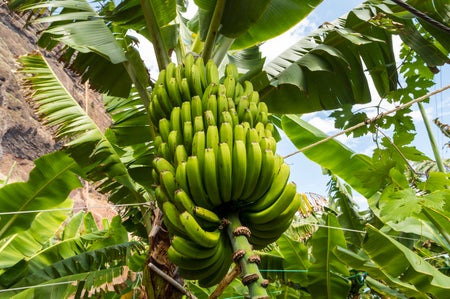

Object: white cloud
[307,116,336,134]
[260,17,318,62]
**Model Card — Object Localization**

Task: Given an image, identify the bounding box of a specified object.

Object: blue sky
[259,0,450,208]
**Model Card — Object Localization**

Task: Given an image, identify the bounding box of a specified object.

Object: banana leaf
[18,53,146,203]
[281,115,378,199]
[307,213,350,299]
[363,225,450,298]
[0,198,72,269]
[229,0,323,50]
[255,0,450,113]
[0,151,80,240]
[334,246,428,298]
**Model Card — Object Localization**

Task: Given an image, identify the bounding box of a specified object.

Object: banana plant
[3,0,450,298]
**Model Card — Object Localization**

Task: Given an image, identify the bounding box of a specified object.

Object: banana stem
[226,213,269,299]
[139,0,169,70]
[202,0,227,62]
[417,102,446,172]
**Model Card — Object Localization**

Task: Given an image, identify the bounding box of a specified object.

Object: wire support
[0,202,152,216]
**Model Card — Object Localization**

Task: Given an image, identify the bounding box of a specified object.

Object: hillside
[0,2,114,220]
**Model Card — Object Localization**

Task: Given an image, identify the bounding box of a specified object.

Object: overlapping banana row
[149,54,305,288]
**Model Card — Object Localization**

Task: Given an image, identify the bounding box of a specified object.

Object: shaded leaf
[0,151,80,239]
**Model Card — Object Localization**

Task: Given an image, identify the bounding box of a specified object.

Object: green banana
[158,118,170,142]
[259,136,277,153]
[174,188,195,213]
[154,185,166,208]
[169,106,182,143]
[249,90,259,104]
[237,97,250,121]
[203,147,222,207]
[153,156,175,174]
[217,94,229,116]
[184,53,195,85]
[206,59,219,85]
[157,142,171,161]
[241,181,297,224]
[243,161,290,210]
[195,56,207,88]
[162,201,189,238]
[193,206,221,224]
[152,168,160,186]
[164,62,176,85]
[174,144,188,165]
[242,80,253,97]
[218,83,227,97]
[234,82,244,102]
[149,100,161,126]
[206,125,219,154]
[171,235,217,259]
[206,94,218,123]
[225,63,239,80]
[223,76,236,100]
[191,95,203,119]
[198,237,233,287]
[231,139,247,201]
[248,192,301,237]
[193,115,204,133]
[168,241,219,270]
[240,142,262,200]
[204,110,216,127]
[234,124,246,142]
[249,148,276,202]
[155,69,166,87]
[155,84,172,115]
[167,130,179,159]
[217,142,232,203]
[151,93,166,122]
[183,121,193,154]
[192,130,206,170]
[180,78,191,102]
[191,64,203,97]
[221,110,234,126]
[179,211,220,248]
[160,170,177,201]
[177,235,226,280]
[202,83,218,110]
[242,108,254,127]
[181,101,192,124]
[255,122,266,139]
[175,64,185,90]
[167,77,182,107]
[246,128,260,145]
[175,161,190,196]
[219,122,233,151]
[186,155,212,209]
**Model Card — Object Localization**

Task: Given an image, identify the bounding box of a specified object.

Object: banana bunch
[150,54,305,286]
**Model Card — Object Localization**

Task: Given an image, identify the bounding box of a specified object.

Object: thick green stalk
[140,0,170,70]
[202,0,227,62]
[226,213,269,299]
[417,102,446,172]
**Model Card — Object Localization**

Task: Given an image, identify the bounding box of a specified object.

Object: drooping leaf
[281,115,378,199]
[334,246,428,298]
[18,52,146,204]
[363,225,450,298]
[0,198,72,269]
[253,0,450,113]
[307,213,350,299]
[230,0,323,50]
[0,151,80,240]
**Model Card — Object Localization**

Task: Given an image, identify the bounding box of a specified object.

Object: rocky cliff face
[0,2,114,220]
